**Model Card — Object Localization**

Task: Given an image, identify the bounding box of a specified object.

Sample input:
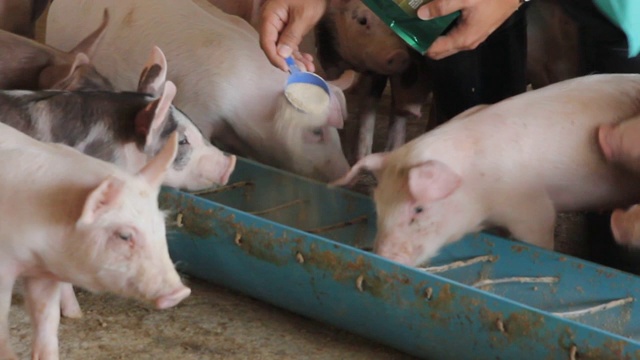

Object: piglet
[3,45,234,320]
[0,8,113,91]
[0,122,190,360]
[0,46,235,192]
[332,74,640,267]
[46,0,354,183]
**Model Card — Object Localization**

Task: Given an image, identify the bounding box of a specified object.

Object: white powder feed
[285,83,330,114]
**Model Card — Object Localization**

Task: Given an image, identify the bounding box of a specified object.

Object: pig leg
[348,73,387,163]
[25,278,62,360]
[498,193,556,250]
[59,283,82,318]
[0,275,17,360]
[386,58,431,151]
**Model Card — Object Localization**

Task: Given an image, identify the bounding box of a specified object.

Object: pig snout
[373,236,415,266]
[611,207,640,246]
[199,153,236,185]
[382,49,410,74]
[319,157,350,183]
[155,285,191,309]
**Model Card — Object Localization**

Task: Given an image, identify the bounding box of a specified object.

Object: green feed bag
[593,0,640,57]
[361,0,460,54]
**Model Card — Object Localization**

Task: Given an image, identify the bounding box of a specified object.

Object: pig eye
[117,232,132,241]
[178,136,189,146]
[312,128,323,137]
[358,16,368,26]
[414,206,424,214]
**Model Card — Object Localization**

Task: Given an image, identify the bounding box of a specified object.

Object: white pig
[46,0,355,182]
[332,74,640,267]
[0,123,190,360]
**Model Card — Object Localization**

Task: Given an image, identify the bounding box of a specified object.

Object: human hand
[417,0,522,60]
[259,0,328,72]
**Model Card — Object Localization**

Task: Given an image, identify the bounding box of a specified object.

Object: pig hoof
[61,307,83,319]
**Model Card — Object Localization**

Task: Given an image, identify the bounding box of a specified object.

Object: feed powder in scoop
[285,83,330,114]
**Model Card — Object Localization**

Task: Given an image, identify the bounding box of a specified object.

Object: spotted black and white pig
[0,48,236,192]
[45,0,354,183]
[0,9,113,92]
[333,74,640,267]
[0,0,50,38]
[0,122,190,360]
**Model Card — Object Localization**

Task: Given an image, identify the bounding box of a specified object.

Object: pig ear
[78,176,125,225]
[407,160,461,203]
[330,153,388,187]
[137,46,168,97]
[135,81,177,151]
[326,85,348,129]
[328,70,359,92]
[39,52,91,89]
[138,132,179,189]
[69,8,110,57]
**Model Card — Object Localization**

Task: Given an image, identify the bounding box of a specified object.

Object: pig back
[0,122,121,222]
[401,74,640,210]
[46,0,287,130]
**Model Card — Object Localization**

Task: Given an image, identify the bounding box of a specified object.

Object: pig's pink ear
[330,153,387,187]
[328,70,359,92]
[138,132,179,189]
[69,8,110,58]
[137,46,168,97]
[135,81,177,150]
[407,160,461,203]
[78,176,125,225]
[327,85,348,129]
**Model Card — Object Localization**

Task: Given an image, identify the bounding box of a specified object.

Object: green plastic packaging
[361,0,460,54]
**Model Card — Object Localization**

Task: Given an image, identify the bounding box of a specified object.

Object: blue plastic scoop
[284,56,331,114]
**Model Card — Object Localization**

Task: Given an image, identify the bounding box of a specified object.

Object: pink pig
[333,74,640,267]
[0,123,190,360]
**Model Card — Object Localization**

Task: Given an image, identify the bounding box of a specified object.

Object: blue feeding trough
[160,156,640,360]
